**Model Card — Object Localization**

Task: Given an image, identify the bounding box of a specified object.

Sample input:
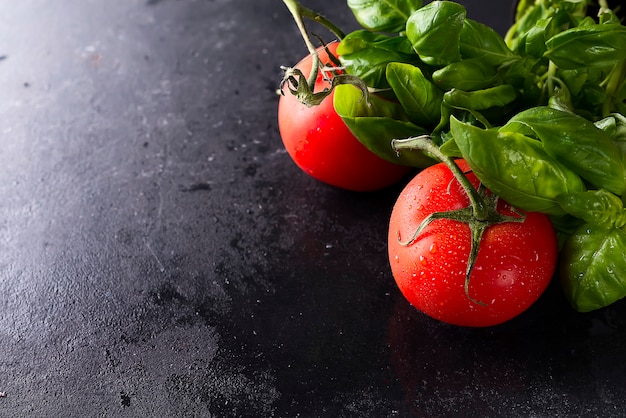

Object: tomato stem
[282,0,345,92]
[393,136,489,221]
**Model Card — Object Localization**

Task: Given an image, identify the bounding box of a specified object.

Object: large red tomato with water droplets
[278,41,412,192]
[388,159,558,327]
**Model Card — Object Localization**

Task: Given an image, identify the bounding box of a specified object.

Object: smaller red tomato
[278,42,412,192]
[388,159,558,327]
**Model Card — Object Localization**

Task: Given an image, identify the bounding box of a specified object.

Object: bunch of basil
[332,0,626,312]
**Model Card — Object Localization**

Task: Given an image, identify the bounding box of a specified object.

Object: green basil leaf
[560,224,626,312]
[600,113,626,157]
[506,0,549,54]
[432,58,500,91]
[450,117,586,215]
[443,85,518,111]
[406,1,465,66]
[502,56,544,104]
[522,8,586,57]
[338,30,416,57]
[506,0,587,55]
[557,68,588,98]
[544,23,626,69]
[439,136,462,157]
[557,189,626,229]
[386,62,443,127]
[347,0,422,33]
[503,106,626,195]
[460,18,517,66]
[333,84,434,167]
[437,85,519,130]
[338,31,419,90]
[599,8,621,25]
[521,17,552,58]
[594,114,618,134]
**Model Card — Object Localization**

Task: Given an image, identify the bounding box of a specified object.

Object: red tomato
[278,42,412,192]
[388,159,558,327]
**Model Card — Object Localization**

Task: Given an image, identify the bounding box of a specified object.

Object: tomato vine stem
[394,135,488,221]
[282,0,345,92]
[279,0,371,108]
[392,135,526,305]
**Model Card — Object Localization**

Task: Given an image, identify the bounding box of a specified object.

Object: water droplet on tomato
[394,255,400,263]
[419,255,427,266]
[429,243,437,254]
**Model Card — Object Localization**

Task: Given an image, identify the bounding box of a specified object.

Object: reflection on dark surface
[388,280,626,417]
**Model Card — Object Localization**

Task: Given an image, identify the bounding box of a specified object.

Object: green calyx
[279,66,371,108]
[392,135,526,305]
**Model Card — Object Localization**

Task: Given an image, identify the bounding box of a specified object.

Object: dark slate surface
[1,0,625,417]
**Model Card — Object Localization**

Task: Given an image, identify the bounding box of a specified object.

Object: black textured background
[1,1,625,417]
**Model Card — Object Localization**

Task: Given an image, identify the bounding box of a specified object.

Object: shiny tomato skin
[278,42,412,192]
[388,160,558,327]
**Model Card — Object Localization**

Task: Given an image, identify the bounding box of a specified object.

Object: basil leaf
[333,84,434,167]
[347,0,422,33]
[506,0,549,54]
[436,85,519,130]
[557,189,626,229]
[406,1,465,66]
[432,58,500,91]
[443,85,518,111]
[545,23,626,70]
[521,17,552,58]
[560,224,626,312]
[502,56,544,104]
[338,31,420,90]
[600,113,626,157]
[503,106,626,195]
[386,62,443,127]
[450,117,586,215]
[460,19,517,66]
